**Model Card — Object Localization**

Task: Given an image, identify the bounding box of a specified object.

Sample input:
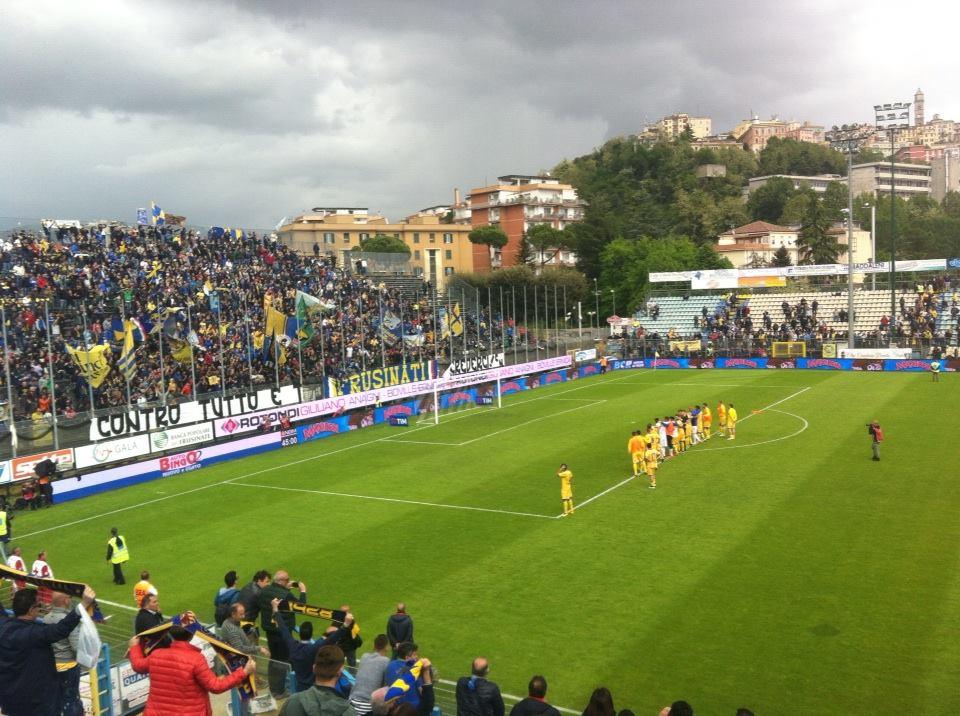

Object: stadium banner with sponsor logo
[330,361,433,396]
[578,362,600,378]
[611,359,646,370]
[646,357,690,369]
[573,348,597,363]
[374,401,419,425]
[668,340,702,353]
[714,357,768,369]
[150,422,214,452]
[443,353,505,378]
[651,258,949,284]
[295,416,352,444]
[497,377,527,396]
[883,359,935,372]
[0,461,10,484]
[10,448,75,482]
[738,275,786,287]
[538,370,568,386]
[55,432,280,502]
[795,357,854,370]
[440,388,477,409]
[89,385,300,441]
[75,434,151,469]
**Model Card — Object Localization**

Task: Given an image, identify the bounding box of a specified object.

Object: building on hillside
[647,113,712,140]
[468,175,585,272]
[277,208,475,288]
[691,134,741,151]
[714,220,870,268]
[915,88,925,127]
[746,174,844,196]
[930,152,960,202]
[847,162,932,199]
[732,117,825,153]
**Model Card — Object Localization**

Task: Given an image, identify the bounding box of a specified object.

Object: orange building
[468,175,585,272]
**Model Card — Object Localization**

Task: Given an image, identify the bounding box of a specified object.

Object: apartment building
[468,175,585,271]
[649,113,712,140]
[847,162,932,199]
[747,174,844,196]
[930,152,960,202]
[715,220,870,268]
[733,117,825,153]
[277,208,475,288]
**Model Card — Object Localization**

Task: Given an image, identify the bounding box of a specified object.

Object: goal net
[771,341,807,358]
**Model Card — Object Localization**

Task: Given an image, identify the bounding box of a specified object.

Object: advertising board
[10,448,75,482]
[75,435,151,469]
[150,422,214,452]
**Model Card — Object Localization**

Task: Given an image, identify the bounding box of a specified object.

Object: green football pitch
[10,369,960,715]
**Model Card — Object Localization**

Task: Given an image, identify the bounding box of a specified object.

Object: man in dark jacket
[279,644,353,716]
[456,657,504,716]
[386,602,413,658]
[237,569,271,624]
[270,598,354,693]
[0,584,96,716]
[508,676,561,716]
[134,593,165,634]
[257,570,307,697]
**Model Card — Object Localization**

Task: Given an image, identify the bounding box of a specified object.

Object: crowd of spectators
[0,222,510,424]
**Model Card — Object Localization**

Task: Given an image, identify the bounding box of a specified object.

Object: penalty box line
[227,481,557,520]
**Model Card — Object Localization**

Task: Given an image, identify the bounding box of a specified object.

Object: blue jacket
[0,609,81,716]
[275,616,350,692]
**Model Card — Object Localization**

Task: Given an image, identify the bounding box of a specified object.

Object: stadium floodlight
[874,100,911,343]
[831,124,874,349]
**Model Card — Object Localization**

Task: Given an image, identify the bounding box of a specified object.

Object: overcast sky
[3,0,959,230]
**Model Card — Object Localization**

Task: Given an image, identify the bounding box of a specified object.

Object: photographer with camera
[258,571,308,698]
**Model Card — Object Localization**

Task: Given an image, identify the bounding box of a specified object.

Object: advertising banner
[691,269,739,290]
[441,388,478,409]
[883,359,934,372]
[498,377,527,396]
[54,432,280,502]
[150,422,215,452]
[331,361,432,396]
[75,434,151,469]
[646,357,690,369]
[214,404,302,439]
[578,363,600,378]
[538,370,568,386]
[89,385,300,440]
[117,660,150,710]
[443,353,505,377]
[611,359,646,370]
[715,357,767,369]
[375,401,419,425]
[795,358,853,370]
[296,416,352,444]
[0,461,10,484]
[573,348,598,363]
[10,448,75,482]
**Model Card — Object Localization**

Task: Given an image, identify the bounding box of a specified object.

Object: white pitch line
[605,381,805,388]
[379,439,463,446]
[16,372,634,541]
[227,481,556,520]
[457,401,606,446]
[741,385,812,416]
[693,409,808,451]
[558,474,638,517]
[98,598,137,613]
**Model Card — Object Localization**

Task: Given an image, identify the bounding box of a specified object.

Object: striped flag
[385,659,424,702]
[116,320,137,381]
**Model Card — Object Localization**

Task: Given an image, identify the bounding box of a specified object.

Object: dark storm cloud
[1,1,957,227]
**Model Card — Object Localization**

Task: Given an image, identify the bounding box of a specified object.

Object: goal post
[771,341,807,358]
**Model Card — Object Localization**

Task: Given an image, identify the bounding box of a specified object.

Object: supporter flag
[438,307,451,339]
[150,201,165,226]
[379,311,401,347]
[385,659,425,701]
[116,320,137,381]
[109,316,126,343]
[146,260,161,279]
[170,338,192,363]
[447,303,464,337]
[65,344,112,388]
[129,317,147,342]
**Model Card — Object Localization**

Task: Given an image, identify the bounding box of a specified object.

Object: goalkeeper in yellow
[557,464,574,516]
[628,431,646,477]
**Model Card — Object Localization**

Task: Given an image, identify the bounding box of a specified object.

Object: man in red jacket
[128,626,256,716]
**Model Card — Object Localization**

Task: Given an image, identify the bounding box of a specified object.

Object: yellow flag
[66,344,112,388]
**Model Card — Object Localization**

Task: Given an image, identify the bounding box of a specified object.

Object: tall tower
[914,88,925,126]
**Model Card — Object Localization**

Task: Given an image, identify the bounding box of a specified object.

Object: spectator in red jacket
[128,626,256,716]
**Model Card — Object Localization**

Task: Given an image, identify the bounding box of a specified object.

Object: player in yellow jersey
[716,401,727,437]
[557,463,574,516]
[701,403,712,439]
[628,431,645,476]
[727,403,738,440]
[675,421,686,453]
[643,445,659,489]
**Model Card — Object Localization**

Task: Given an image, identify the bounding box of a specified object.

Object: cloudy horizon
[2,0,958,230]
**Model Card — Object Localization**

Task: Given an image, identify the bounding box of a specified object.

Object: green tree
[820,181,847,222]
[358,233,411,255]
[746,177,796,222]
[758,137,847,176]
[854,147,885,164]
[771,245,792,267]
[468,225,508,250]
[796,189,839,264]
[524,224,572,268]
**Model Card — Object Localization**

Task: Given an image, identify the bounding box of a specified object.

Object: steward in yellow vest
[106,527,130,585]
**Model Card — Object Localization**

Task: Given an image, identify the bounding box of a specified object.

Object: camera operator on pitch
[867,421,883,461]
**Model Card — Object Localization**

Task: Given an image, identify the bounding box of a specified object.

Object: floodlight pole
[874,100,910,344]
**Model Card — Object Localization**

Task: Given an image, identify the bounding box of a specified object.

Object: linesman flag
[116,319,138,381]
[65,344,112,387]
